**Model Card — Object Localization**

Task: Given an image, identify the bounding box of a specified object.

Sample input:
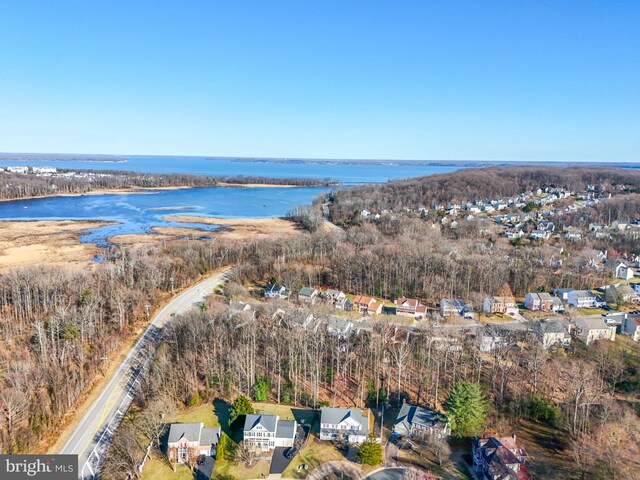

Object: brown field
[107,217,300,245]
[163,215,302,239]
[0,220,115,270]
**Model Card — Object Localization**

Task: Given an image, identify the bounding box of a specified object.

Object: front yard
[141,451,193,480]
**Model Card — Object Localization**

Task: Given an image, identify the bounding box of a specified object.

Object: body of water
[0,155,463,183]
[0,186,329,245]
[0,157,465,244]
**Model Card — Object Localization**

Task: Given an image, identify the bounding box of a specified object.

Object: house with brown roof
[353,295,383,315]
[394,297,427,318]
[473,435,531,480]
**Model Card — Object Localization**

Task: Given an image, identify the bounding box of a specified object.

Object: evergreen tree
[444,381,488,437]
[357,436,383,465]
[252,378,270,402]
[216,433,228,461]
[228,395,254,426]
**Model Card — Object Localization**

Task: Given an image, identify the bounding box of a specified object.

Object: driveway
[195,456,215,480]
[270,447,293,475]
[385,438,399,466]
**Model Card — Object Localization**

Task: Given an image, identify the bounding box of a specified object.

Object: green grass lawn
[282,437,347,478]
[174,403,221,427]
[577,307,609,316]
[141,452,193,480]
[213,459,270,480]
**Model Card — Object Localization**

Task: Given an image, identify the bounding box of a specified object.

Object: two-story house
[440,298,465,317]
[524,292,556,311]
[394,297,427,318]
[297,287,319,305]
[393,403,450,439]
[319,407,370,444]
[567,290,598,308]
[353,295,383,315]
[264,284,289,299]
[615,262,635,280]
[534,319,572,349]
[243,414,296,453]
[324,289,348,309]
[483,296,518,315]
[575,318,616,345]
[166,422,220,464]
[473,435,531,480]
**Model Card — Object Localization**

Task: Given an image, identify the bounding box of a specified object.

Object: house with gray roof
[166,422,220,464]
[264,283,289,299]
[319,407,370,444]
[575,318,616,345]
[298,287,319,305]
[326,316,353,338]
[534,319,571,349]
[393,403,450,439]
[243,414,296,452]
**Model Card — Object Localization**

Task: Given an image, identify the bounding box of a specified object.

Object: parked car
[284,448,295,459]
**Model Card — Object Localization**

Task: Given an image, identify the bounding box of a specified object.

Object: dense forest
[0,213,628,455]
[328,166,640,225]
[0,170,333,200]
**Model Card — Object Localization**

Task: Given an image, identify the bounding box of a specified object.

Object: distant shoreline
[1,152,638,168]
[0,183,305,204]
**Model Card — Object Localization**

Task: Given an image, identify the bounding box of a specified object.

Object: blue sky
[0,1,638,162]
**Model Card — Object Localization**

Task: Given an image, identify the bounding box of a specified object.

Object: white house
[534,320,572,349]
[567,290,597,308]
[264,284,289,299]
[243,414,296,452]
[440,298,465,317]
[575,318,616,345]
[319,407,370,444]
[615,262,635,280]
[530,230,551,240]
[622,316,640,342]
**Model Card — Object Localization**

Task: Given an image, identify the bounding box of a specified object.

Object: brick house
[166,422,220,464]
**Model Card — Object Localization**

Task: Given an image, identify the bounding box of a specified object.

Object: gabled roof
[394,403,448,436]
[320,407,368,435]
[354,295,375,305]
[244,414,278,433]
[396,297,419,308]
[200,427,221,446]
[167,422,204,444]
[298,287,317,297]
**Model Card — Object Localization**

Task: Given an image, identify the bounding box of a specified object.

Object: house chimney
[512,433,517,444]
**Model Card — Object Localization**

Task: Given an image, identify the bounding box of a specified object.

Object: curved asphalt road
[59,267,233,479]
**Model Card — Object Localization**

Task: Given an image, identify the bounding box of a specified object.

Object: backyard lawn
[173,402,221,427]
